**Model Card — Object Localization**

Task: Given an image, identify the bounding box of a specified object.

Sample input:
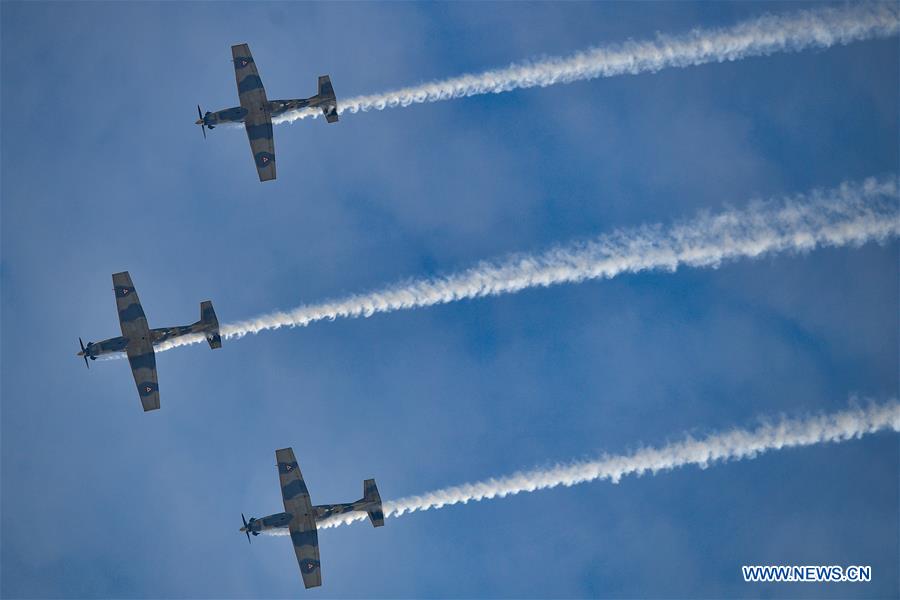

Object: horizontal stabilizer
[317,75,335,100]
[363,479,384,527]
[200,301,222,349]
[318,75,338,123]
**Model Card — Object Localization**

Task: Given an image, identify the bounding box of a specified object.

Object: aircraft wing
[112,272,159,411]
[126,342,159,411]
[276,447,322,588]
[232,43,275,181]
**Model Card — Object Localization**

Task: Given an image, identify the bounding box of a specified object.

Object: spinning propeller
[196,105,207,139]
[241,513,252,544]
[78,338,90,369]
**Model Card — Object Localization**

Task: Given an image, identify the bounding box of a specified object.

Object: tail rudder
[363,479,384,527]
[200,301,222,349]
[317,75,338,123]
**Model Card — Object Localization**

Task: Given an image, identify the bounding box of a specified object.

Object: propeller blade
[197,105,207,139]
[79,338,89,369]
[241,513,251,544]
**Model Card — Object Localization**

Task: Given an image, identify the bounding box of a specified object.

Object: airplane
[196,43,339,182]
[240,447,384,588]
[77,271,222,412]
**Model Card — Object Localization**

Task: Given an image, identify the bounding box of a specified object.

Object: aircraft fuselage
[199,95,330,128]
[243,511,293,536]
[78,323,211,360]
[241,501,373,536]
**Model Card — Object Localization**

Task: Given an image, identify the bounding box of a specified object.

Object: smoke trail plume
[148,176,898,355]
[304,399,898,530]
[274,3,899,124]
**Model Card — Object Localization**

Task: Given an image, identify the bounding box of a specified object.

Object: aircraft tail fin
[200,301,222,349]
[317,75,338,123]
[363,479,384,527]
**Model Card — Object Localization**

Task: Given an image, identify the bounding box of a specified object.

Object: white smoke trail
[299,399,897,530]
[273,3,899,124]
[144,176,898,356]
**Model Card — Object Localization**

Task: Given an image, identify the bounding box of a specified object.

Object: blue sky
[1,2,897,598]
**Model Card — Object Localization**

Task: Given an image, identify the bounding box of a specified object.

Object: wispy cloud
[144,176,898,355]
[274,3,899,124]
[306,399,898,530]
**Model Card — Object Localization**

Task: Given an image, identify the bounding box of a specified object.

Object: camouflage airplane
[196,43,338,182]
[240,447,384,588]
[77,271,222,412]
